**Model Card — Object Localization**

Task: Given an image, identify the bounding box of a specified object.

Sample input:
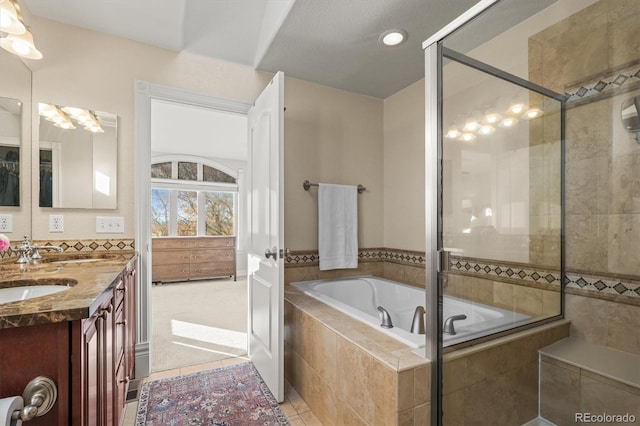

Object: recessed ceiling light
[380,29,407,46]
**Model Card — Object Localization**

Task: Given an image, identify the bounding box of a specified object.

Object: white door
[247,72,284,402]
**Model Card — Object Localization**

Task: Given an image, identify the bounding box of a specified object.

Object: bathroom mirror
[0,97,21,207]
[0,46,31,238]
[38,103,118,209]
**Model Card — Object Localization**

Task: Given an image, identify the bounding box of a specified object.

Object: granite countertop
[0,251,137,329]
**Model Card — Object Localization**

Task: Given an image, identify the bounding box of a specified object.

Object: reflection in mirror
[0,97,21,206]
[38,103,117,209]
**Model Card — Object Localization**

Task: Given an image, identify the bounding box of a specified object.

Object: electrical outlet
[0,214,12,232]
[49,214,64,232]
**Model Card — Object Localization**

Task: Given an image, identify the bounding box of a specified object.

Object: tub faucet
[410,306,426,334]
[443,314,467,335]
[377,306,393,329]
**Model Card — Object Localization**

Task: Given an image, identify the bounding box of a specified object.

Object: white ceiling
[22,0,480,99]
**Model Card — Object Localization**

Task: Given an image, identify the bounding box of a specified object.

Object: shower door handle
[438,250,451,272]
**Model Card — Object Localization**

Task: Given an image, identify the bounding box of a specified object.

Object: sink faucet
[31,244,63,260]
[377,306,393,328]
[14,236,63,263]
[443,314,467,335]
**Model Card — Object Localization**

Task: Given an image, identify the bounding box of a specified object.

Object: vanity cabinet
[72,264,135,426]
[152,236,236,283]
[0,254,137,426]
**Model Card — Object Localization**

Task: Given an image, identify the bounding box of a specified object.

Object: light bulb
[484,112,502,124]
[459,133,476,142]
[508,103,526,115]
[445,126,461,139]
[477,125,495,135]
[499,117,518,128]
[522,108,543,119]
[462,119,480,132]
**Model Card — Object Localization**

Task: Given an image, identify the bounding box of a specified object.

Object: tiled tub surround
[539,338,640,425]
[442,320,570,426]
[284,286,431,425]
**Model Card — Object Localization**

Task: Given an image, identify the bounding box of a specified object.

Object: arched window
[150,157,237,237]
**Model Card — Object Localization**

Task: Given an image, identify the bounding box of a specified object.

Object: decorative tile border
[286,248,638,304]
[285,248,426,267]
[565,62,640,104]
[449,256,562,286]
[565,272,640,301]
[37,238,136,252]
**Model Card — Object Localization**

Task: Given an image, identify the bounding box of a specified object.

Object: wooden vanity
[0,252,137,426]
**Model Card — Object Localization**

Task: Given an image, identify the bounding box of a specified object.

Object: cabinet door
[125,267,136,379]
[102,302,114,426]
[83,316,100,426]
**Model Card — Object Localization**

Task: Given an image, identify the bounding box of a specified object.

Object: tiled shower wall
[529,0,640,357]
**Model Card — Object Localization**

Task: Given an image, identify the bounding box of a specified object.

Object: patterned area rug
[136,362,289,425]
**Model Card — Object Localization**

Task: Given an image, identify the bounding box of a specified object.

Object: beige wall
[28,16,272,240]
[24,15,391,253]
[26,16,388,251]
[284,77,384,250]
[383,79,425,252]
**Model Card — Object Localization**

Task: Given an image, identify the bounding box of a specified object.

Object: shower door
[436,51,564,425]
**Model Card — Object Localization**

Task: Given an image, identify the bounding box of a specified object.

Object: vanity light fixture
[0,0,25,34]
[380,29,407,46]
[0,0,42,59]
[40,103,104,133]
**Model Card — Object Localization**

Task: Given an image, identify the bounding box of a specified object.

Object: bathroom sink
[0,278,77,303]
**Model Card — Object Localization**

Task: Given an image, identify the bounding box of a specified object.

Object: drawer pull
[116,320,127,326]
[119,376,130,384]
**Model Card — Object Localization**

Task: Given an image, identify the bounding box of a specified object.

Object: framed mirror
[38,103,117,209]
[0,46,31,239]
[0,97,21,207]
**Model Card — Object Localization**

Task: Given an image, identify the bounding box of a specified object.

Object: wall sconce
[0,0,42,59]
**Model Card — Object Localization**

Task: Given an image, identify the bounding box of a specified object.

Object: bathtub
[291,276,531,347]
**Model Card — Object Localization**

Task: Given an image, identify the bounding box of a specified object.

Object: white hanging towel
[318,183,358,271]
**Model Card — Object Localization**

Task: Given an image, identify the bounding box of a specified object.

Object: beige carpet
[151,277,248,373]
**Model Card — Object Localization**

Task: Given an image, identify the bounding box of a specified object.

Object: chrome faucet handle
[31,246,42,260]
[30,244,62,260]
[377,306,394,329]
[15,236,33,264]
[443,314,467,335]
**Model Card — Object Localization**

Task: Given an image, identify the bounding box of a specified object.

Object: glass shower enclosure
[426,0,640,424]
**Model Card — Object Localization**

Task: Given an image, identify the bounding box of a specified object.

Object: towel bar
[303,180,366,194]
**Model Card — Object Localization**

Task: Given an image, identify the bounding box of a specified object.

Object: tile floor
[122,355,322,425]
[125,277,321,424]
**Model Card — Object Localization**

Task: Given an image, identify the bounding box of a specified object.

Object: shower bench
[538,337,639,424]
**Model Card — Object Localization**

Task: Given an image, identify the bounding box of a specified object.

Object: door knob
[264,247,278,260]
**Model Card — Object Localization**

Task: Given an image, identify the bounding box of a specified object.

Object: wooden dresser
[152,236,236,283]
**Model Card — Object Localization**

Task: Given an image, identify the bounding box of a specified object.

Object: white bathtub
[291,276,531,348]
